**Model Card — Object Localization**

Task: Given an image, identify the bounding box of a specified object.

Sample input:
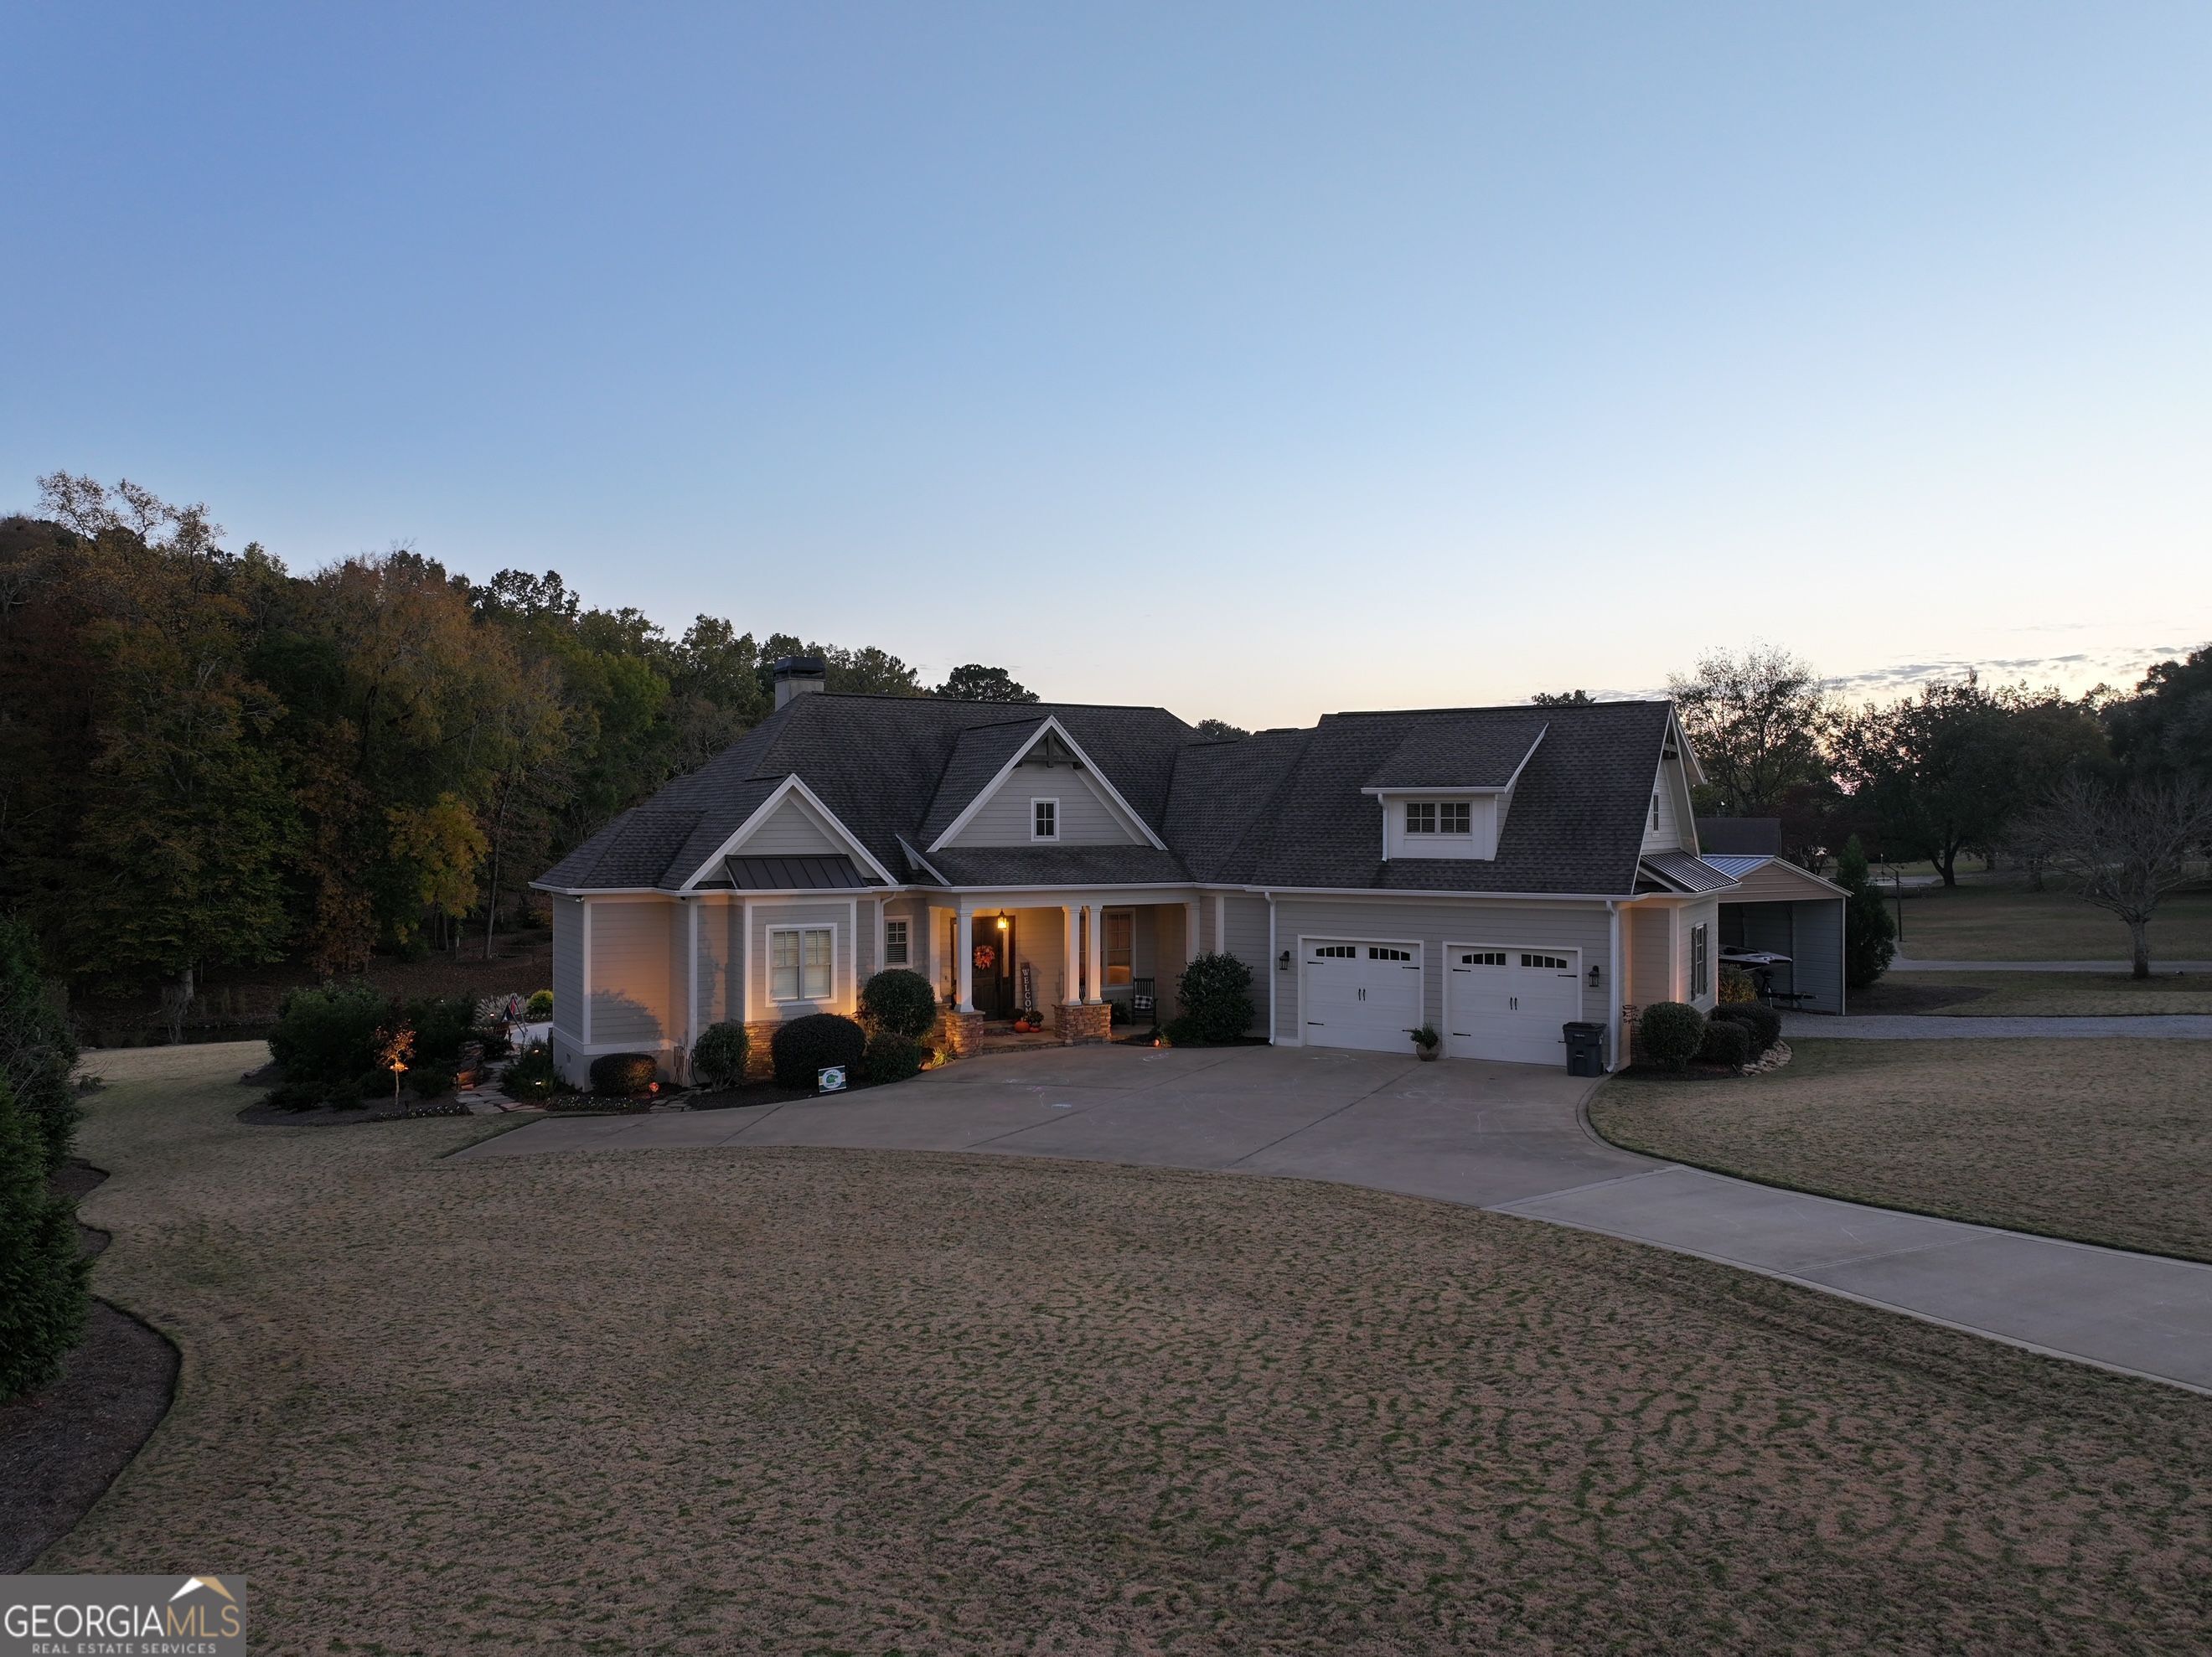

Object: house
[1693,818,1849,1014]
[530,658,1749,1081]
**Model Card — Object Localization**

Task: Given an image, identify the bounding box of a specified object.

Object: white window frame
[1651,790,1662,831]
[1031,798,1060,842]
[1438,802,1471,836]
[1690,921,1709,999]
[1404,802,1437,834]
[769,925,835,1002]
[883,917,908,966]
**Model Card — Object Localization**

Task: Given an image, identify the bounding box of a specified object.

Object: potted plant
[1411,1023,1441,1061]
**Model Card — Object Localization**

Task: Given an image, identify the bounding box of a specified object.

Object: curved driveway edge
[459,1045,2212,1396]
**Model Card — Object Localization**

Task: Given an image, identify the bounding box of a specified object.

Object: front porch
[908,893,1201,1049]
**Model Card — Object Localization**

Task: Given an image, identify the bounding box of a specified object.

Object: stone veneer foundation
[1057,1001,1112,1045]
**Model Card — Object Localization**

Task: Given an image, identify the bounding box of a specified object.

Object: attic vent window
[1651,791,1661,831]
[1031,798,1058,842]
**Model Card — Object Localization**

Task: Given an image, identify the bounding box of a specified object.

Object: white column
[1083,901,1103,1004]
[1061,906,1079,1004]
[579,898,593,1045]
[927,905,943,1001]
[1212,894,1227,959]
[875,899,888,980]
[846,896,859,1009]
[1185,898,1202,961]
[740,898,754,1021]
[956,896,975,1013]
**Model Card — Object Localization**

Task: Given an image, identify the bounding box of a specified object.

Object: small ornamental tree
[1836,836,1897,990]
[0,1078,90,1401]
[1170,952,1256,1045]
[690,1021,750,1088]
[859,968,938,1040]
[1636,1001,1706,1073]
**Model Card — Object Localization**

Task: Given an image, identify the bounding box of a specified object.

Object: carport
[1701,854,1848,1014]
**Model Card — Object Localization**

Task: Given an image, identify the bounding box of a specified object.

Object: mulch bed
[0,1164,178,1572]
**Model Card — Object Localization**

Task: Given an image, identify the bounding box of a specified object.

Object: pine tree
[1836,835,1897,989]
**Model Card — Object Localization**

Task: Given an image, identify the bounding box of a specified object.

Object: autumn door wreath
[973,942,996,971]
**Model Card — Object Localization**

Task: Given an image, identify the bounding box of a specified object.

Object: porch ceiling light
[996,916,1009,929]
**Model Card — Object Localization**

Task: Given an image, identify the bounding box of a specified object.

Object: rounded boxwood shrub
[0,1078,90,1401]
[588,1052,659,1097]
[770,1014,868,1089]
[1636,1000,1706,1073]
[1174,952,1255,1045]
[525,989,555,1020]
[1698,1019,1752,1070]
[860,1033,926,1086]
[690,1020,750,1088]
[1713,1002,1781,1056]
[858,968,938,1040]
[502,1041,561,1102]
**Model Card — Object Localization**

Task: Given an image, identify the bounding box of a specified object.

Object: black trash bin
[1562,1020,1608,1077]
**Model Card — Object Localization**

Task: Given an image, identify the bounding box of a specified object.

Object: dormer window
[1404,802,1470,835]
[1031,798,1059,842]
[1405,803,1435,834]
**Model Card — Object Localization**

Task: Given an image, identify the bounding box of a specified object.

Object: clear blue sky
[6,3,2209,725]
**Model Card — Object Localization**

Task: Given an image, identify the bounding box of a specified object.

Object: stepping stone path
[453,1056,547,1116]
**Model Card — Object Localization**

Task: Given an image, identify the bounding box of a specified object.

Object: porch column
[1083,901,1103,1004]
[686,898,700,1051]
[1062,905,1079,1004]
[1212,894,1227,958]
[874,898,888,982]
[956,896,976,1013]
[1185,898,1201,960]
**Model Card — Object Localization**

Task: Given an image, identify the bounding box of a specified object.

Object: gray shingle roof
[535,694,1682,899]
[1363,717,1548,789]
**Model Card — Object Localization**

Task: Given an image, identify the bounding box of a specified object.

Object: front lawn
[1851,970,2212,1017]
[46,1043,2212,1650]
[1891,875,2212,959]
[1593,1039,2212,1261]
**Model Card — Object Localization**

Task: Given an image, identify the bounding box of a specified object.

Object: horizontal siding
[948,762,1140,848]
[1222,895,1273,1036]
[1269,896,1611,1044]
[1790,897,1846,1014]
[551,896,585,1039]
[590,899,673,1047]
[699,897,742,1026]
[1641,752,1693,854]
[1682,896,1720,1012]
[736,796,842,857]
[1626,902,1672,1010]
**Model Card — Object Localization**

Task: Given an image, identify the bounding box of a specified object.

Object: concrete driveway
[462,1045,2212,1395]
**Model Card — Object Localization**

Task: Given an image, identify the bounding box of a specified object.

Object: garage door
[1445,946,1582,1066]
[1300,940,1423,1053]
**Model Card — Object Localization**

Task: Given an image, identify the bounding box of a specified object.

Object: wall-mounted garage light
[1588,964,1601,989]
[1279,950,1291,971]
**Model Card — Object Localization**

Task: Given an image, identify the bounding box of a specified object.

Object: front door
[969,914,1018,1017]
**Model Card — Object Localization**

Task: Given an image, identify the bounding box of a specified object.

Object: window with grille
[1031,798,1058,841]
[1313,944,1357,958]
[1368,946,1413,961]
[1521,952,1569,970]
[1439,803,1470,834]
[1690,923,1709,999]
[770,927,834,1000]
[1458,950,1507,966]
[884,918,908,965]
[1404,803,1436,834]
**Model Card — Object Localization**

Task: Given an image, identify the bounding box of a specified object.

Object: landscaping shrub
[860,1033,926,1086]
[1718,965,1757,1004]
[502,1041,561,1102]
[406,1065,457,1100]
[1698,1019,1751,1071]
[0,915,80,1169]
[525,989,555,1020]
[1636,1000,1706,1073]
[858,969,938,1040]
[588,1052,659,1097]
[1713,1001,1782,1055]
[0,1077,90,1402]
[690,1020,750,1088]
[770,1014,867,1089]
[1173,952,1255,1045]
[260,1079,323,1112]
[267,984,390,1092]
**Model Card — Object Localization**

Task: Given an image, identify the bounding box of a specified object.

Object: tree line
[0,474,1045,1025]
